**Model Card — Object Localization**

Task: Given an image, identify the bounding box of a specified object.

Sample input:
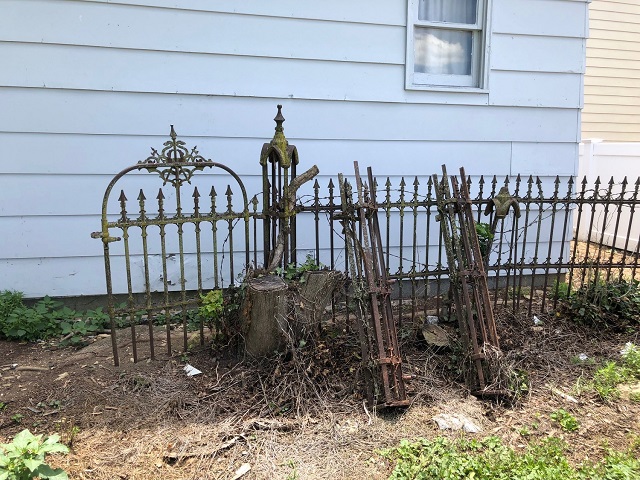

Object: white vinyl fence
[578,140,640,252]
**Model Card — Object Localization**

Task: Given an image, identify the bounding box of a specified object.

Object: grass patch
[592,343,640,401]
[382,435,640,480]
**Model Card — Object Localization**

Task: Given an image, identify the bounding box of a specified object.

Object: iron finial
[170,125,177,141]
[274,104,285,132]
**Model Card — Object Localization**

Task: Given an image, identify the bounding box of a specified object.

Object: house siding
[0,0,589,297]
[583,0,640,141]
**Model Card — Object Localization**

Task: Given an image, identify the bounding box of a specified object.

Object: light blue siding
[0,0,590,297]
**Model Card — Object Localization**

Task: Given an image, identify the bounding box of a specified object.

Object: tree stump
[241,271,343,357]
[294,270,343,333]
[242,275,288,357]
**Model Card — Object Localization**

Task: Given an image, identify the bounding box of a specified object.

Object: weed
[198,289,224,334]
[0,403,6,412]
[550,409,579,432]
[0,429,69,480]
[381,435,640,480]
[11,415,23,425]
[284,460,299,480]
[275,253,322,282]
[475,222,494,258]
[559,278,640,330]
[0,293,111,345]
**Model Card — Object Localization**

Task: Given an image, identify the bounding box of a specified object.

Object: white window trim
[405,0,491,92]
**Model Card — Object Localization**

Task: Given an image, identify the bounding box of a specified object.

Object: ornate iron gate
[93,127,256,366]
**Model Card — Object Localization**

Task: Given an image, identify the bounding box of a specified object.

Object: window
[406,0,489,90]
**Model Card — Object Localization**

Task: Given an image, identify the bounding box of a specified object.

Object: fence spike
[328,178,335,190]
[226,185,233,212]
[192,186,200,215]
[490,175,498,197]
[118,190,128,221]
[514,174,522,196]
[566,176,574,198]
[156,188,165,218]
[553,176,561,198]
[137,189,146,220]
[413,176,420,187]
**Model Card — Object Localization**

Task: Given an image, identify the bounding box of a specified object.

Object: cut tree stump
[294,270,343,334]
[241,271,342,357]
[242,275,288,357]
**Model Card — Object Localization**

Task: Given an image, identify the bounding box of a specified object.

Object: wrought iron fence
[95,107,640,365]
[297,172,640,324]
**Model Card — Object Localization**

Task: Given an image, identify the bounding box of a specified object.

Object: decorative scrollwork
[138,125,212,187]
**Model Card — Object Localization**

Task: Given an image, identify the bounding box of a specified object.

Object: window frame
[405,0,491,92]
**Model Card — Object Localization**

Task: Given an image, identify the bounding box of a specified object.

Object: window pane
[418,0,477,24]
[414,28,472,75]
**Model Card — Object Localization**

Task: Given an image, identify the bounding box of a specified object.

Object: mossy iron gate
[93,107,303,366]
[93,127,261,366]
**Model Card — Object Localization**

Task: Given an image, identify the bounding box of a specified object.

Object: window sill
[405,83,489,94]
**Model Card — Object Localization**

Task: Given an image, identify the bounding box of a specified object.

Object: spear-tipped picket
[156,188,165,219]
[226,185,233,213]
[192,186,200,217]
[477,175,485,200]
[606,176,615,200]
[553,175,561,199]
[490,175,498,197]
[137,189,147,221]
[619,176,628,201]
[385,177,392,207]
[251,195,259,214]
[118,190,128,222]
[313,179,320,207]
[566,175,574,199]
[514,174,522,197]
[209,186,217,215]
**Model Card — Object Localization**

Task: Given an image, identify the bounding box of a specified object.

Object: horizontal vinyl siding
[0,0,587,297]
[583,0,640,141]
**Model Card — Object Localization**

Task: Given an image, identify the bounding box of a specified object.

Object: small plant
[590,343,640,401]
[11,414,23,425]
[0,429,69,480]
[276,254,321,282]
[559,278,640,330]
[0,402,6,411]
[198,289,224,333]
[475,222,493,258]
[550,409,579,432]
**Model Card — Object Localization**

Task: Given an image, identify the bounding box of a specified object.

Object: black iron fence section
[298,173,640,323]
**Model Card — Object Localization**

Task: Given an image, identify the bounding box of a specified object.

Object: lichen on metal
[259,105,299,168]
[139,125,212,187]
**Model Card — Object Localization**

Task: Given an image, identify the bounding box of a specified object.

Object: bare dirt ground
[2,299,640,480]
